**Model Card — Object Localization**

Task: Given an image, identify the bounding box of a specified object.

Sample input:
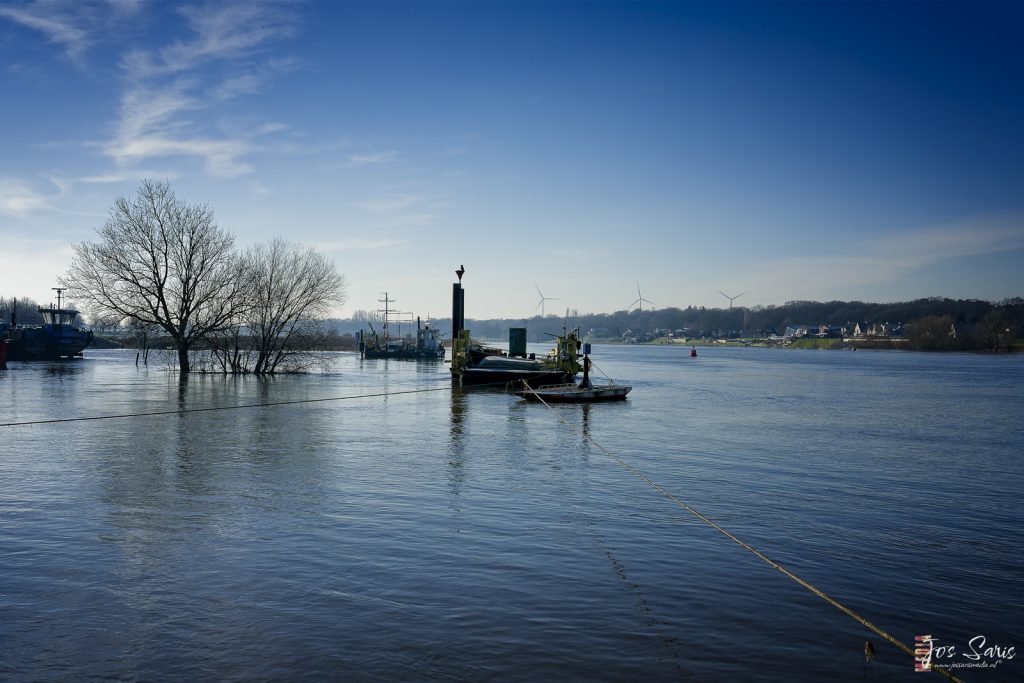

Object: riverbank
[626,336,1024,352]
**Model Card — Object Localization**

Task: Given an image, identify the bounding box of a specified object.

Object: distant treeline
[0,297,47,326]
[7,295,1021,353]
[328,297,1021,352]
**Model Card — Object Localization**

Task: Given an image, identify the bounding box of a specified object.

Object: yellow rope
[523,385,965,683]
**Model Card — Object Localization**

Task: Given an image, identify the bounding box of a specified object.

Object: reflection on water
[447,388,467,496]
[1,348,1022,682]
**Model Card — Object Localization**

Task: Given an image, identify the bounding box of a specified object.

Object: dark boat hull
[363,348,445,360]
[452,353,574,387]
[4,327,93,360]
[517,384,632,402]
[455,368,574,388]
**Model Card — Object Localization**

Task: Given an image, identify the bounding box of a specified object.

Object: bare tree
[236,238,346,374]
[61,180,244,373]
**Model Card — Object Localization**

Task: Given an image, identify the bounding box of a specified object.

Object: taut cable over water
[0,378,536,429]
[0,385,455,428]
[521,384,967,683]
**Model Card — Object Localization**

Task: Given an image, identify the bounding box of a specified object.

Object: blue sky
[2,1,1022,320]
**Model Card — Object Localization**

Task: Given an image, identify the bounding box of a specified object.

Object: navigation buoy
[690,346,697,358]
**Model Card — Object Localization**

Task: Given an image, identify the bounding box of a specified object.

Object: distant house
[849,322,900,339]
[784,324,823,339]
[784,323,842,339]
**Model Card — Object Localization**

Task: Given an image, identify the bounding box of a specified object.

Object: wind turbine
[629,283,654,312]
[718,290,746,309]
[534,284,557,316]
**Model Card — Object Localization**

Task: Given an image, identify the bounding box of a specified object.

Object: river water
[1,346,1021,682]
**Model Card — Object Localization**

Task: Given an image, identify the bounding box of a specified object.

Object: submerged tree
[244,238,346,373]
[206,238,346,374]
[61,180,244,373]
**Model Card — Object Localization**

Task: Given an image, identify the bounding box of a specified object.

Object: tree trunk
[178,345,191,373]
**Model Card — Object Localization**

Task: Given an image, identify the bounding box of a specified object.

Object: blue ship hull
[2,324,93,360]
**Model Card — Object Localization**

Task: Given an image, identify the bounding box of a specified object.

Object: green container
[509,328,527,357]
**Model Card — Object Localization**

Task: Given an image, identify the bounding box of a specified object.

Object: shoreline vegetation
[643,336,1024,352]
[11,296,1024,364]
[7,302,1023,367]
[87,331,1023,358]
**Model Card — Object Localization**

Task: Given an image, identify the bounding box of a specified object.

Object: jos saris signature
[915,634,1017,672]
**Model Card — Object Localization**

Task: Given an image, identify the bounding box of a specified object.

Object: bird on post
[456,265,465,282]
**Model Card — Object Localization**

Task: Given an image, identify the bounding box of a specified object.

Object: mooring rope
[522,384,965,683]
[586,358,617,384]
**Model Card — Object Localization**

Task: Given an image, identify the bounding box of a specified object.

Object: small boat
[518,381,632,403]
[517,352,631,403]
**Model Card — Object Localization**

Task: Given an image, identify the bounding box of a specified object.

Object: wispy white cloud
[0,178,49,215]
[166,3,297,76]
[0,0,145,66]
[4,2,305,183]
[0,176,104,218]
[5,60,49,81]
[0,3,91,62]
[114,79,197,140]
[41,173,71,198]
[347,150,400,167]
[112,137,254,177]
[212,72,263,101]
[106,2,301,177]
[211,56,301,101]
